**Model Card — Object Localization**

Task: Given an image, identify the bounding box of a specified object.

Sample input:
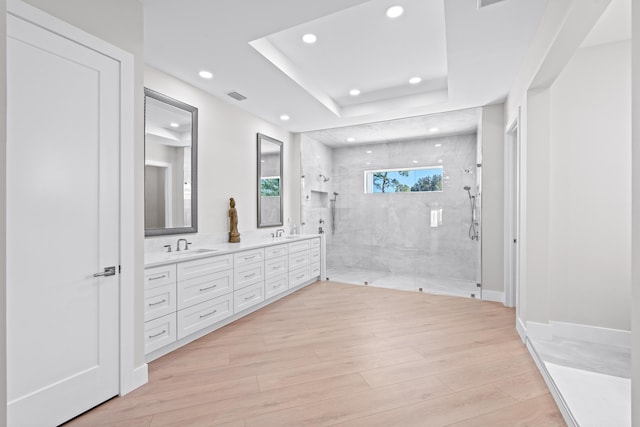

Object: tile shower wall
[300,135,335,240]
[302,132,480,283]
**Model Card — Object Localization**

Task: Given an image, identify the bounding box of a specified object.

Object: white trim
[549,321,631,349]
[7,0,140,397]
[481,290,504,304]
[525,338,578,427]
[516,316,526,342]
[503,109,520,309]
[525,321,553,340]
[128,364,148,393]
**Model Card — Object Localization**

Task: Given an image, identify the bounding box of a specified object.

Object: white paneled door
[7,12,120,426]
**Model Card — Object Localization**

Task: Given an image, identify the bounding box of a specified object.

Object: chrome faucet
[176,238,191,251]
[275,228,285,237]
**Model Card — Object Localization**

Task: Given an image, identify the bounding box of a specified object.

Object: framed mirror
[144,88,198,236]
[257,133,283,228]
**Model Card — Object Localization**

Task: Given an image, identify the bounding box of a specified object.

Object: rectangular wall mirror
[257,133,283,228]
[144,88,198,236]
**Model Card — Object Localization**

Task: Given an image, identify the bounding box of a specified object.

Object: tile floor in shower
[325,267,479,299]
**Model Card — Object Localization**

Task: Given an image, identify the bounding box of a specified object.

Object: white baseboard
[121,364,148,396]
[525,321,553,340]
[516,317,526,342]
[481,290,504,304]
[525,320,631,349]
[549,321,631,349]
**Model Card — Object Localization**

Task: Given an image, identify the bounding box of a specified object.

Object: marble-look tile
[326,267,478,299]
[545,362,631,427]
[530,336,631,379]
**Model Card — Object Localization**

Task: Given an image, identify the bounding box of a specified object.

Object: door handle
[93,266,116,277]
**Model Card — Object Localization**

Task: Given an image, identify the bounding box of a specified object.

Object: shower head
[463,186,471,191]
[333,192,339,196]
[319,174,330,182]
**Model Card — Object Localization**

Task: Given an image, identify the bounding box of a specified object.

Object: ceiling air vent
[477,0,507,8]
[227,91,247,101]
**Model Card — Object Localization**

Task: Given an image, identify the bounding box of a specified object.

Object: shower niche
[308,190,329,209]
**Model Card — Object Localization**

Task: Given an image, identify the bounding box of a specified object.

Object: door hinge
[119,265,121,274]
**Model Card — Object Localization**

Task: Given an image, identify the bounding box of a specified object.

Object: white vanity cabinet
[144,236,322,360]
[265,243,288,299]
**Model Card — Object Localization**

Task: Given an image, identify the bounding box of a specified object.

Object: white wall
[0,0,6,422]
[481,104,504,295]
[144,66,296,240]
[548,40,631,330]
[631,2,640,423]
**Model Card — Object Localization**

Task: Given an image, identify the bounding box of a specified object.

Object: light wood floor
[67,281,565,426]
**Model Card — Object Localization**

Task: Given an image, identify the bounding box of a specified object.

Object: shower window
[364,166,443,193]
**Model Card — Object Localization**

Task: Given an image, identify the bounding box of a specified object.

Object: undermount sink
[169,248,217,256]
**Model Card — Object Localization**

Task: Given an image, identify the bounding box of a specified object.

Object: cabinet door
[265,244,288,259]
[289,251,310,270]
[144,283,177,322]
[265,256,288,279]
[145,264,177,289]
[178,269,233,310]
[145,313,177,355]
[289,265,311,288]
[288,239,311,254]
[234,282,265,313]
[234,248,265,267]
[177,293,233,340]
[177,254,233,281]
[265,275,288,299]
[235,262,265,290]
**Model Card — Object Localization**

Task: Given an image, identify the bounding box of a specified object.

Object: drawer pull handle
[200,310,217,318]
[149,330,166,339]
[244,294,256,300]
[296,274,304,279]
[199,284,217,291]
[244,273,256,279]
[273,284,282,289]
[273,266,281,270]
[244,255,256,260]
[149,299,167,306]
[149,274,167,281]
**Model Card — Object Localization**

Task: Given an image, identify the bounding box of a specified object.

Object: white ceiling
[144,0,548,134]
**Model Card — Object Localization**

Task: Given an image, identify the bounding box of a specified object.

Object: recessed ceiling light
[302,33,317,44]
[280,114,290,121]
[347,137,355,142]
[169,122,179,128]
[429,127,439,132]
[349,89,361,96]
[438,159,443,163]
[365,162,372,165]
[409,77,422,85]
[198,70,213,79]
[366,150,372,154]
[386,5,404,18]
[412,160,419,164]
[435,143,442,147]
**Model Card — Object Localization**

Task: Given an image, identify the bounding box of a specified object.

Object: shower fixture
[319,174,330,182]
[330,192,339,234]
[464,186,479,241]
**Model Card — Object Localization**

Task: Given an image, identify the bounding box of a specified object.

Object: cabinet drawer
[234,248,264,268]
[145,313,177,354]
[288,239,310,254]
[289,251,310,269]
[144,283,177,322]
[234,262,265,290]
[265,244,288,259]
[177,293,233,340]
[310,248,320,264]
[310,237,320,248]
[265,256,288,279]
[265,275,288,300]
[234,282,265,313]
[178,269,233,310]
[144,264,176,289]
[177,254,233,281]
[289,265,310,288]
[311,263,321,278]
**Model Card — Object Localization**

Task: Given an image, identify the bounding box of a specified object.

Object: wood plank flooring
[66,281,565,426]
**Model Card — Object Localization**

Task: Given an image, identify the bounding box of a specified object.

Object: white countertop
[145,234,320,268]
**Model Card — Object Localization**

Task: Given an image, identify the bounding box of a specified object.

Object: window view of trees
[260,177,280,196]
[368,167,443,193]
